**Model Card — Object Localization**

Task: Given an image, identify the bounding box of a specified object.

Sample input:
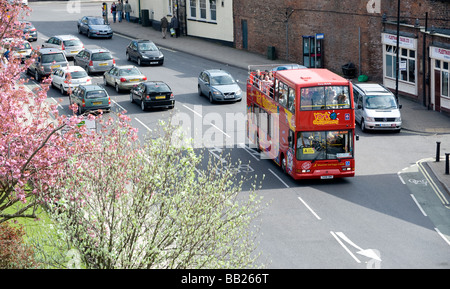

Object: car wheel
[137,58,142,66]
[77,105,83,115]
[126,52,130,61]
[141,99,146,111]
[115,83,121,93]
[198,85,203,96]
[78,26,82,34]
[169,105,174,109]
[209,93,214,103]
[360,119,366,132]
[60,85,65,95]
[130,93,134,103]
[87,30,92,38]
[85,65,91,75]
[103,76,108,86]
[34,70,40,82]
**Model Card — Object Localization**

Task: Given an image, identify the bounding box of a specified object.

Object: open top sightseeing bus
[246,65,356,180]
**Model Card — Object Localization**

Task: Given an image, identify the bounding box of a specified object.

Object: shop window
[385,45,416,84]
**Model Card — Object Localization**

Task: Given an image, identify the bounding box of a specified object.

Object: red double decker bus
[246,66,356,180]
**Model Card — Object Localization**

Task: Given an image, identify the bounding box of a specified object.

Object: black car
[130,81,174,111]
[77,16,113,39]
[126,39,164,66]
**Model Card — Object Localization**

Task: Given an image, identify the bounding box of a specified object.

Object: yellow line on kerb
[417,158,450,209]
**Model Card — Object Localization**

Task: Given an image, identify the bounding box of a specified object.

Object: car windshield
[138,42,157,51]
[88,18,105,25]
[41,53,66,63]
[210,74,235,85]
[63,40,83,47]
[119,68,141,76]
[146,83,170,93]
[92,52,112,61]
[86,90,107,99]
[365,95,397,109]
[67,71,88,79]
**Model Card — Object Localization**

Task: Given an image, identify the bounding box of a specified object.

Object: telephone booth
[302,34,324,68]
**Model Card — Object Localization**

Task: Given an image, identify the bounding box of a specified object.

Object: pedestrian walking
[160,16,168,39]
[124,0,132,22]
[117,0,123,22]
[170,15,179,38]
[111,2,117,23]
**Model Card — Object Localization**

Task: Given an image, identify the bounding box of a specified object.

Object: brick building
[233,0,450,114]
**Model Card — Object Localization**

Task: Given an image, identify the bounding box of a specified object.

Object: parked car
[130,81,174,111]
[77,16,113,39]
[198,69,242,103]
[51,65,92,95]
[126,39,164,66]
[69,85,111,115]
[27,48,68,81]
[74,48,115,75]
[41,35,84,59]
[103,65,147,92]
[353,83,402,132]
[19,20,37,42]
[1,38,32,63]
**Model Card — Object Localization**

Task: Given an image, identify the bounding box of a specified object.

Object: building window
[384,45,416,84]
[168,0,173,15]
[210,0,216,21]
[199,0,207,19]
[436,60,450,98]
[189,0,196,18]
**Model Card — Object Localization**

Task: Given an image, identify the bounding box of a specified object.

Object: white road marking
[330,231,361,263]
[297,196,321,220]
[410,194,427,216]
[268,168,289,188]
[435,228,450,246]
[135,117,152,132]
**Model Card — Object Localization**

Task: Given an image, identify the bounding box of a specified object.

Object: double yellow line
[417,158,450,208]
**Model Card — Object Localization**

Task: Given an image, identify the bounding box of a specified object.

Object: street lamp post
[285,8,294,61]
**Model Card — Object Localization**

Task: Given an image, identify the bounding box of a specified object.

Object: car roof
[135,39,152,43]
[204,69,231,76]
[59,65,85,72]
[53,35,81,40]
[353,83,392,95]
[39,47,65,54]
[83,48,110,53]
[79,84,105,91]
[115,65,138,69]
[85,16,103,20]
[143,81,168,85]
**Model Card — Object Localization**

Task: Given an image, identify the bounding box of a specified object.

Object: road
[21,1,450,269]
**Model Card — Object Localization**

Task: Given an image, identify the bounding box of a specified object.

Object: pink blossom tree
[0,0,111,223]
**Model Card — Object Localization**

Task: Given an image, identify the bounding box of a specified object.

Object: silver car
[74,48,115,75]
[198,69,243,103]
[103,65,147,92]
[41,35,84,59]
[27,48,68,82]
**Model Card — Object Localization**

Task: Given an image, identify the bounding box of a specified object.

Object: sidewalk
[108,18,450,195]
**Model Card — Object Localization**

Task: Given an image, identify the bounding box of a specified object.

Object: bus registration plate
[321,175,334,179]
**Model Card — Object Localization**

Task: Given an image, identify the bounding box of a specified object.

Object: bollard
[446,153,449,175]
[436,141,441,162]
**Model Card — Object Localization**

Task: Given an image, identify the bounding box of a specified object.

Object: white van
[353,83,402,132]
